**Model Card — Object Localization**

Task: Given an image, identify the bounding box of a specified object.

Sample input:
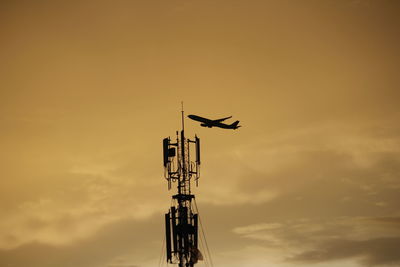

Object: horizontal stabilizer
[231,120,240,127]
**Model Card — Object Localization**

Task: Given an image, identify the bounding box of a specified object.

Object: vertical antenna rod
[181,101,185,132]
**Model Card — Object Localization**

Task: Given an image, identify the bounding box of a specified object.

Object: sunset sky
[1,1,400,267]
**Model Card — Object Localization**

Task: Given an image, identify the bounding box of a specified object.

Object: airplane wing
[212,116,232,123]
[188,115,213,123]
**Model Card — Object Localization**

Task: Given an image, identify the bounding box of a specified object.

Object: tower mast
[163,106,201,267]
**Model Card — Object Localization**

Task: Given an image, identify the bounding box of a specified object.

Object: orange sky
[1,1,400,267]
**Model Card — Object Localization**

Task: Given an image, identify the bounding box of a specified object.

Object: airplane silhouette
[188,114,241,130]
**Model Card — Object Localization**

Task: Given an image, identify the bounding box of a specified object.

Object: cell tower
[162,107,202,267]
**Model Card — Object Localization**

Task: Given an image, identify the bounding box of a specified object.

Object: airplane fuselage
[188,114,240,130]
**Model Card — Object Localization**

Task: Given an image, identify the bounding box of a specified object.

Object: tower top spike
[181,101,184,132]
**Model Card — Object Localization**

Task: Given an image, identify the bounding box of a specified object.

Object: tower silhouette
[162,108,201,267]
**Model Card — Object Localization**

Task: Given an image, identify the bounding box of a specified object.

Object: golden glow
[1,1,399,266]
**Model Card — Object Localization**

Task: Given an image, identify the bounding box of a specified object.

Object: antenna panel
[171,207,178,253]
[193,214,198,249]
[163,138,169,167]
[165,213,172,262]
[168,147,176,157]
[195,136,200,165]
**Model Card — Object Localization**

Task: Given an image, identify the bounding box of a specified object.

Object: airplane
[188,114,241,130]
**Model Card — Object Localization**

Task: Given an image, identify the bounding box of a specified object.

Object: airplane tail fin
[231,120,240,129]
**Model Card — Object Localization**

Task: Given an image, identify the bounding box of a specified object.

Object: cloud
[0,216,160,267]
[0,155,169,249]
[370,217,400,226]
[232,217,400,266]
[2,119,394,266]
[233,223,283,235]
[290,237,400,266]
[200,120,400,266]
[1,2,399,267]
[198,121,400,215]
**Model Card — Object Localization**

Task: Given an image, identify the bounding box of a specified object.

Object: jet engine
[200,123,212,128]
